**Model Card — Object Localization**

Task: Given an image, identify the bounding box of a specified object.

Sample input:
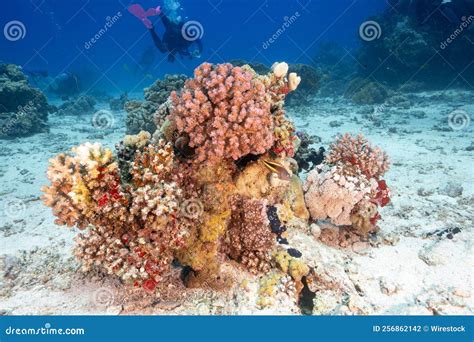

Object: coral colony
[41,62,390,294]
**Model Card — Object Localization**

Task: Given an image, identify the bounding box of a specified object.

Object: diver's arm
[159,12,173,30]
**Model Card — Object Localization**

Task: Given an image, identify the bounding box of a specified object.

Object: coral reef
[109,93,128,111]
[344,78,389,105]
[357,10,474,88]
[167,62,298,164]
[125,74,186,134]
[0,64,52,138]
[304,133,390,236]
[48,72,82,100]
[55,95,96,116]
[228,59,271,75]
[41,139,186,291]
[293,131,325,172]
[41,62,392,300]
[226,195,274,274]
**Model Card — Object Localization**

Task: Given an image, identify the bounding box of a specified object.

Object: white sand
[0,91,472,315]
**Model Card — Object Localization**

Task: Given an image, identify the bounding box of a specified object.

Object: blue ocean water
[0,0,386,94]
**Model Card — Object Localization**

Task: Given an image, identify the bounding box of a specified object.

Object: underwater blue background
[0,0,387,94]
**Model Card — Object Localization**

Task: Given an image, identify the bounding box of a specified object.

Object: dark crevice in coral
[298,276,316,315]
[267,205,289,245]
[235,153,260,170]
[173,134,195,160]
[179,265,193,284]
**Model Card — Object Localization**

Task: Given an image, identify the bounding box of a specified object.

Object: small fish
[260,159,291,181]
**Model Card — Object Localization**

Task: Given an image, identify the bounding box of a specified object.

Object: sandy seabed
[0,90,472,315]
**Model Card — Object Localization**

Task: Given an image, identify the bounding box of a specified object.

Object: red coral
[142,278,157,292]
[371,179,391,208]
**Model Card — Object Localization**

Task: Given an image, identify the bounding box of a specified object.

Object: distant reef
[0,64,53,139]
[356,10,474,89]
[125,74,187,135]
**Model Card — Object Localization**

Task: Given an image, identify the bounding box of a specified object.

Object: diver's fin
[128,4,161,29]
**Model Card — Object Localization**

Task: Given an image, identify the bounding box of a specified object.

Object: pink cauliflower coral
[170,63,275,164]
[303,165,378,226]
[304,134,391,235]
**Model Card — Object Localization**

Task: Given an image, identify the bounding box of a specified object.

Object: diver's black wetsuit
[149,13,203,62]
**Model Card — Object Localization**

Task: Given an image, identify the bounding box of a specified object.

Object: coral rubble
[0,64,52,138]
[41,62,392,300]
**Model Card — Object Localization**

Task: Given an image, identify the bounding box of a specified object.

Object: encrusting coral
[226,195,275,274]
[304,133,390,236]
[41,62,392,299]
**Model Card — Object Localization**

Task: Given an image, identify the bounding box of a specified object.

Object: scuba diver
[128,4,203,63]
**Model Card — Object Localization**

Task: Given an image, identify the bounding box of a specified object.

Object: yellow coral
[70,178,91,205]
[274,250,309,282]
[200,210,230,242]
[283,176,310,221]
[123,130,151,148]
